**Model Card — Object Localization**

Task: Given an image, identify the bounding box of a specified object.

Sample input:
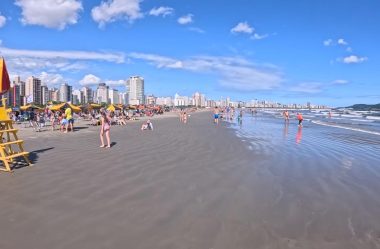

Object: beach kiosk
[0,58,31,172]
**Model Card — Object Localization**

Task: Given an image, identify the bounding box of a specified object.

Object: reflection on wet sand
[296,126,302,144]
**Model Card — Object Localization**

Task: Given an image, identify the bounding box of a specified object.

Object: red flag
[0,57,11,94]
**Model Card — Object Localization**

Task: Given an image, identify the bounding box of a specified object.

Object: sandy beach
[0,111,380,249]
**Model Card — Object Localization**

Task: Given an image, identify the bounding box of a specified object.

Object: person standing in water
[237,109,243,124]
[213,107,219,124]
[283,110,290,122]
[297,112,303,127]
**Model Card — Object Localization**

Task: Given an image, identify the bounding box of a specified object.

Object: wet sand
[0,111,380,249]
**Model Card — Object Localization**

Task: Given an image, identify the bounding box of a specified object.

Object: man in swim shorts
[214,107,219,124]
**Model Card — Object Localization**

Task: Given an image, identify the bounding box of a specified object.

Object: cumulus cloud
[15,0,82,30]
[129,53,282,91]
[342,55,367,64]
[231,22,254,34]
[80,74,102,86]
[323,39,333,46]
[0,14,6,28]
[39,72,65,87]
[337,38,348,46]
[91,0,143,27]
[149,6,174,17]
[177,14,193,25]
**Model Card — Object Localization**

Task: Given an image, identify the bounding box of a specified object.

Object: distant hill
[346,103,380,111]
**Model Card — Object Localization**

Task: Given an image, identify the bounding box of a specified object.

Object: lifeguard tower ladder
[0,99,31,172]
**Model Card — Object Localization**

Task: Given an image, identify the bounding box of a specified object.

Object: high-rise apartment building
[108,89,119,104]
[81,86,93,103]
[72,89,83,105]
[96,83,109,104]
[126,76,144,105]
[25,76,41,104]
[59,83,72,102]
[41,85,49,105]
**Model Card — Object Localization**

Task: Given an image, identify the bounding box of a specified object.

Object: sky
[0,0,379,107]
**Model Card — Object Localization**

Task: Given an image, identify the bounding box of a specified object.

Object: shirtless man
[283,110,290,122]
[213,107,219,124]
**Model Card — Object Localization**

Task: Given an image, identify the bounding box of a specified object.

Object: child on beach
[141,119,153,131]
[100,110,111,148]
[60,114,68,132]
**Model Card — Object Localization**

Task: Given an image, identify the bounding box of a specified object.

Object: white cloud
[39,72,65,87]
[337,38,348,46]
[0,45,125,63]
[149,6,174,17]
[91,0,143,27]
[188,27,205,34]
[129,53,282,91]
[0,14,6,28]
[15,0,82,30]
[323,39,333,46]
[251,33,268,40]
[231,22,254,34]
[177,14,193,25]
[332,79,348,85]
[342,55,367,64]
[290,82,323,93]
[80,74,101,86]
[346,47,353,52]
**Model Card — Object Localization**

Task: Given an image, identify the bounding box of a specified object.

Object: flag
[0,57,11,94]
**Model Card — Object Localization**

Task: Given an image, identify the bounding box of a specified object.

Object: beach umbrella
[20,104,43,111]
[107,104,121,112]
[0,58,11,95]
[49,103,81,112]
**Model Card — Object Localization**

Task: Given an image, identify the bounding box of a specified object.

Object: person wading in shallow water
[100,109,111,148]
[297,112,304,127]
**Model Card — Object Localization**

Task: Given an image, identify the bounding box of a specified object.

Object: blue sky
[0,0,379,106]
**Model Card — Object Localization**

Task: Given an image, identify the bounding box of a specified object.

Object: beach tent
[107,104,121,112]
[50,103,81,112]
[20,104,43,111]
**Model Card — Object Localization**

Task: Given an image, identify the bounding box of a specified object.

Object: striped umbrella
[0,57,11,94]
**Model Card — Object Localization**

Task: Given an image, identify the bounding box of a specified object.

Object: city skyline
[0,0,379,107]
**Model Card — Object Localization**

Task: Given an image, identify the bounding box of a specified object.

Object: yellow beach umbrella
[20,104,43,111]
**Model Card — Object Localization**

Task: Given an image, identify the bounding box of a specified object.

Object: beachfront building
[81,86,93,104]
[118,92,127,105]
[127,76,144,105]
[49,88,59,102]
[59,83,72,103]
[156,97,173,106]
[193,92,207,107]
[96,83,109,104]
[109,89,119,104]
[41,85,49,105]
[25,76,42,105]
[145,95,156,105]
[174,94,190,107]
[72,89,83,105]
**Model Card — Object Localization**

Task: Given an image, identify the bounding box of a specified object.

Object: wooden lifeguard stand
[0,98,31,172]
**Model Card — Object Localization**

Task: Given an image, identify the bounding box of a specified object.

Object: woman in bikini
[100,110,111,148]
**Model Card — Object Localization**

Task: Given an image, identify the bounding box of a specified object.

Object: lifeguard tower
[0,58,31,172]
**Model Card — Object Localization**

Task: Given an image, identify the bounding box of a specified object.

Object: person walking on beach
[237,109,243,124]
[297,112,303,126]
[213,107,219,124]
[100,109,111,148]
[65,107,74,133]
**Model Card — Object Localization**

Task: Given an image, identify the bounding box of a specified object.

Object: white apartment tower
[59,83,72,103]
[96,83,109,104]
[127,76,144,105]
[25,76,41,104]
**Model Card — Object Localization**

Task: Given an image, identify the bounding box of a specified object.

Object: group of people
[179,110,188,124]
[283,110,304,126]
